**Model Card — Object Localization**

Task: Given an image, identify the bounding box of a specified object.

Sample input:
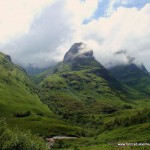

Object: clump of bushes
[37,112,44,116]
[0,118,49,150]
[122,105,133,109]
[99,108,150,132]
[14,111,31,118]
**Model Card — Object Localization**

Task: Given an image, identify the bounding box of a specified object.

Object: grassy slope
[56,122,150,150]
[38,62,147,131]
[1,49,150,148]
[0,119,49,150]
[54,108,150,149]
[109,64,150,95]
[38,68,127,117]
[37,61,150,149]
[0,52,81,137]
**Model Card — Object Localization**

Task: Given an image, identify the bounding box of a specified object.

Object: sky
[0,0,150,70]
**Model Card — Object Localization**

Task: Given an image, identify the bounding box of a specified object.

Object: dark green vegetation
[38,43,131,127]
[0,42,150,150]
[0,119,48,150]
[109,63,150,95]
[0,52,82,137]
[38,67,129,126]
[36,43,150,149]
[52,109,150,149]
[25,65,48,76]
[53,121,150,149]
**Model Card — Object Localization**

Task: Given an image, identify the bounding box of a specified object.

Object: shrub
[14,111,31,118]
[74,145,80,150]
[37,112,44,116]
[0,118,49,150]
[122,105,133,109]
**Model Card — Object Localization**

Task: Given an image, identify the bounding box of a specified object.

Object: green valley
[36,43,150,149]
[0,52,82,137]
[0,43,150,150]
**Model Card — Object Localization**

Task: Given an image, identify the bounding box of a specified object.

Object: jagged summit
[62,42,101,70]
[63,42,94,63]
[0,52,11,62]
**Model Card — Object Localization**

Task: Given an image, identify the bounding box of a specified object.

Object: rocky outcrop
[63,42,94,63]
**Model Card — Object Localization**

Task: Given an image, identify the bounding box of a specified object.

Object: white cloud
[65,0,99,25]
[0,0,150,71]
[0,0,54,43]
[73,4,150,69]
[0,0,99,68]
[0,0,74,68]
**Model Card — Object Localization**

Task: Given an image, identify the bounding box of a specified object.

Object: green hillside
[0,52,82,137]
[109,63,150,95]
[1,42,150,150]
[38,43,142,127]
[38,43,132,126]
[55,122,150,150]
[0,119,49,150]
[37,43,150,149]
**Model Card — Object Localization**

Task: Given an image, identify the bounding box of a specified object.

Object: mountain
[0,52,81,136]
[1,45,150,149]
[109,63,150,95]
[63,42,101,70]
[35,42,102,81]
[25,65,48,76]
[37,43,150,149]
[38,43,136,126]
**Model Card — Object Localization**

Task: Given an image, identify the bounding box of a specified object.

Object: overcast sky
[0,0,150,70]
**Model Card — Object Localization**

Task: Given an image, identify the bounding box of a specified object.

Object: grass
[0,52,82,137]
[98,123,150,143]
[53,123,150,150]
[37,63,150,149]
[38,67,141,127]
[0,118,49,150]
[1,51,150,149]
[109,64,150,95]
[7,116,82,137]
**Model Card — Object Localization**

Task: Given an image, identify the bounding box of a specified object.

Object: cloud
[74,4,150,70]
[0,0,150,71]
[0,0,55,43]
[65,0,99,24]
[0,0,99,68]
[78,43,93,54]
[0,0,74,68]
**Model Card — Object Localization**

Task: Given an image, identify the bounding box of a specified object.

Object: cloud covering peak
[0,0,150,70]
[63,42,93,63]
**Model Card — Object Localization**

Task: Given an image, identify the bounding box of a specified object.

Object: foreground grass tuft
[0,118,49,150]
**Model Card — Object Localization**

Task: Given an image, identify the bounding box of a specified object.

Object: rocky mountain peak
[63,42,94,63]
[0,52,11,62]
[5,55,11,62]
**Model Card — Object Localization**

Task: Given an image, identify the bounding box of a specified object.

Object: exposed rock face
[5,55,11,62]
[63,42,102,70]
[63,42,94,63]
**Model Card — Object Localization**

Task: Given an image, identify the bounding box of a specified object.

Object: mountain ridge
[109,63,150,95]
[1,43,150,149]
[0,51,82,136]
[38,42,141,126]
